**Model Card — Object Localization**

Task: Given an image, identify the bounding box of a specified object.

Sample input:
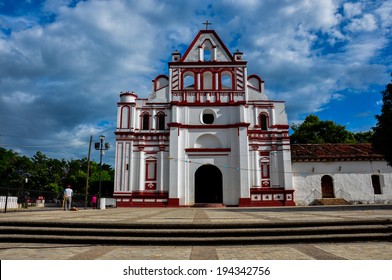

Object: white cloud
[343,2,363,18]
[346,13,378,32]
[2,91,37,105]
[375,0,392,29]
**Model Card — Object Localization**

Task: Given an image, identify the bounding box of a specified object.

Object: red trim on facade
[271,124,290,129]
[170,61,247,67]
[185,148,231,153]
[166,123,250,129]
[244,188,295,207]
[114,191,169,207]
[117,102,136,106]
[167,122,181,128]
[153,74,169,91]
[167,198,180,207]
[171,100,247,106]
[239,198,252,207]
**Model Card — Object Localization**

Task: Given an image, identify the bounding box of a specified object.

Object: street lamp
[95,135,110,209]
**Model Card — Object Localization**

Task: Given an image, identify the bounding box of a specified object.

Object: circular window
[201,109,216,124]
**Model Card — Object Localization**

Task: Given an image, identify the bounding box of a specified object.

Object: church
[113,28,392,207]
[114,28,294,207]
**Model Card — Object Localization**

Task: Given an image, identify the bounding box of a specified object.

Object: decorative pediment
[181,30,234,62]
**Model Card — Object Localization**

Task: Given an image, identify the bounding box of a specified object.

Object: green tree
[372,79,392,166]
[0,147,114,199]
[65,158,88,195]
[0,148,32,195]
[354,131,374,143]
[290,114,356,144]
[88,162,114,196]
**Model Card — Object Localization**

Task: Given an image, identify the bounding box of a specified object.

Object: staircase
[0,219,391,245]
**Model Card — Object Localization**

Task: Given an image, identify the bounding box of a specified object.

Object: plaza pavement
[0,205,392,260]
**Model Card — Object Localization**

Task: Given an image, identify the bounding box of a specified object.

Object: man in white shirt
[63,185,74,211]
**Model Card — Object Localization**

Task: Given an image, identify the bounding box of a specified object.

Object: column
[158,150,165,192]
[127,142,134,192]
[138,149,146,191]
[254,149,261,187]
[114,142,123,193]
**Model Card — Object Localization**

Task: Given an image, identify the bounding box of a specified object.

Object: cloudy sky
[1,0,391,166]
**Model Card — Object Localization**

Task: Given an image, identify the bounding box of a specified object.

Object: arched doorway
[195,165,223,203]
[321,175,335,198]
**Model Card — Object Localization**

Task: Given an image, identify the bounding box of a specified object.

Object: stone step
[0,232,390,245]
[0,224,390,237]
[0,219,391,245]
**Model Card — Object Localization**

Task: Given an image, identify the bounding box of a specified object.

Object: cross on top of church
[203,20,212,30]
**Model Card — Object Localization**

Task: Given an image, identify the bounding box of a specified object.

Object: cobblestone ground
[0,242,391,260]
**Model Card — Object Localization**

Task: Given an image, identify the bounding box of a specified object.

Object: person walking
[91,195,97,209]
[63,185,73,211]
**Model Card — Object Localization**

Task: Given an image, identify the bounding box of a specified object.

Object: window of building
[183,72,194,89]
[120,106,130,129]
[204,49,211,61]
[259,114,268,130]
[156,112,165,130]
[221,72,232,89]
[201,109,216,124]
[371,175,382,194]
[141,112,150,130]
[145,159,157,181]
[261,162,270,179]
[203,72,213,89]
[203,114,214,124]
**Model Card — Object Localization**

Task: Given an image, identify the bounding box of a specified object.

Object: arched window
[221,72,233,89]
[141,112,150,130]
[156,112,166,130]
[120,106,130,129]
[259,114,268,130]
[203,72,213,90]
[183,72,194,89]
[202,39,214,62]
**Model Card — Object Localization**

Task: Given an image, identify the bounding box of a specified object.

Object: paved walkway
[1,206,392,260]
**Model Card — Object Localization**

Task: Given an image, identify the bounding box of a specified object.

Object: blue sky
[1,0,391,166]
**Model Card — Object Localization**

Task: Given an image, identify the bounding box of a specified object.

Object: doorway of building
[195,164,223,203]
[321,175,335,198]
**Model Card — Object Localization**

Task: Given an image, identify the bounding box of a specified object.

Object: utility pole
[95,135,110,209]
[84,135,92,209]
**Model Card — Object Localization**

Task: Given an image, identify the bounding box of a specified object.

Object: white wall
[292,160,392,205]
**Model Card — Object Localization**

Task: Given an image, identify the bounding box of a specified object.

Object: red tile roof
[291,143,384,162]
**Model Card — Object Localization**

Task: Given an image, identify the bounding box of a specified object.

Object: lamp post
[95,135,110,209]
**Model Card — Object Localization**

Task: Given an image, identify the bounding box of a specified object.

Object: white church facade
[114,29,294,207]
[114,29,392,207]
